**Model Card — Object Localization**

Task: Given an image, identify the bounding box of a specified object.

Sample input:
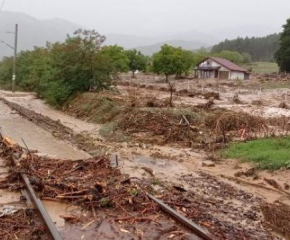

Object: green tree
[214,50,244,64]
[38,29,112,105]
[125,49,147,78]
[100,45,129,77]
[275,18,290,72]
[193,48,211,64]
[0,29,115,107]
[212,34,280,62]
[0,56,13,89]
[152,44,194,82]
[241,52,253,63]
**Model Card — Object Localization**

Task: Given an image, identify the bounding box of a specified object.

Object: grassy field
[222,137,290,169]
[243,62,279,74]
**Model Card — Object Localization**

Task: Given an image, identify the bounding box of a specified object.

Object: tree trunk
[165,74,169,83]
[132,71,135,78]
[170,90,173,107]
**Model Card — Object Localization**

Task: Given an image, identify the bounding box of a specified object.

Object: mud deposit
[0,89,290,239]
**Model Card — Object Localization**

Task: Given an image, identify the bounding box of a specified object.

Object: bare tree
[168,81,175,107]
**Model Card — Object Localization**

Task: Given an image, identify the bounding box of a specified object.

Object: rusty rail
[147,193,216,240]
[20,172,62,240]
[0,133,62,240]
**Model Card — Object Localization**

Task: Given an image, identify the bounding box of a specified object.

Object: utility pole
[12,24,18,93]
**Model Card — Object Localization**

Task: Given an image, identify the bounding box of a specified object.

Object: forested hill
[211,33,280,62]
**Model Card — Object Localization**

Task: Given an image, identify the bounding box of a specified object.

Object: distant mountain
[211,24,282,41]
[104,34,157,49]
[167,30,219,45]
[0,11,81,59]
[105,30,217,52]
[135,40,209,56]
[0,11,282,60]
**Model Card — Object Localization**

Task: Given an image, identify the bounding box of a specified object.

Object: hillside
[135,39,209,56]
[0,11,81,59]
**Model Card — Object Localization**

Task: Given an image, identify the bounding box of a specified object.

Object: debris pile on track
[0,207,49,240]
[0,135,282,239]
[0,137,155,218]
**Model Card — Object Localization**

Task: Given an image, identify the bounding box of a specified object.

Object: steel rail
[0,133,62,240]
[20,172,62,240]
[147,193,216,240]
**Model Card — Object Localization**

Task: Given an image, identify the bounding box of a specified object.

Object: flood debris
[0,208,50,240]
[0,205,20,217]
[261,203,290,239]
[0,136,200,239]
[0,135,281,239]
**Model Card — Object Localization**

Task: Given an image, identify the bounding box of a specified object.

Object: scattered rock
[173,185,187,192]
[284,183,289,190]
[252,100,263,106]
[121,142,128,148]
[264,178,280,189]
[202,160,215,167]
[139,143,147,149]
[233,94,243,104]
[141,167,154,176]
[278,102,289,109]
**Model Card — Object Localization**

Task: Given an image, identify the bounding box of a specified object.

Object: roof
[198,57,248,73]
[196,66,220,71]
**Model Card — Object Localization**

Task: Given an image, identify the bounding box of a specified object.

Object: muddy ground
[0,74,290,239]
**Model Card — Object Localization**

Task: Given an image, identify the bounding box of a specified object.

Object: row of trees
[211,33,280,62]
[0,29,149,106]
[3,22,289,107]
[0,31,250,107]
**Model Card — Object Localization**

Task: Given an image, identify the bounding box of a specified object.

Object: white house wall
[199,60,229,72]
[230,71,245,80]
[198,59,246,80]
[200,60,220,68]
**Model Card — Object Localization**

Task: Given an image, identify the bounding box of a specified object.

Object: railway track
[0,134,62,240]
[1,97,277,240]
[0,133,215,240]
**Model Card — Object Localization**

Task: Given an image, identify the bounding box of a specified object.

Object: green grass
[243,62,279,74]
[222,137,290,169]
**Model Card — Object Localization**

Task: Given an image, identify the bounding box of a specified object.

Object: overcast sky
[3,0,290,36]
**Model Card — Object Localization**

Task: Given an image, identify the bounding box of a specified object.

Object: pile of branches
[261,203,290,239]
[0,209,49,240]
[117,110,200,145]
[0,136,157,219]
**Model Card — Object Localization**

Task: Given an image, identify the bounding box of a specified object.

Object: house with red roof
[195,57,250,80]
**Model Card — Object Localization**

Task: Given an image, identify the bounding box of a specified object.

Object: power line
[0,0,6,13]
[0,39,13,49]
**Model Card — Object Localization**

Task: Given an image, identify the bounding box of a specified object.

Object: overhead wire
[0,0,6,13]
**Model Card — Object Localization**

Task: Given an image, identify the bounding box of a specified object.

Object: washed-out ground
[1,74,290,239]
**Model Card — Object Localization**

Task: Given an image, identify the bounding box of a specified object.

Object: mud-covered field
[0,73,290,239]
